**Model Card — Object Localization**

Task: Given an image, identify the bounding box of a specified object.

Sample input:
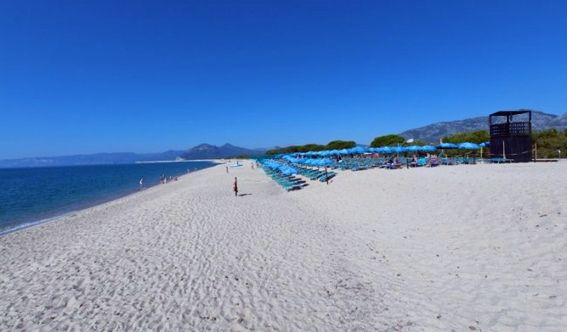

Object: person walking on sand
[226,166,229,174]
[139,177,144,190]
[233,177,238,197]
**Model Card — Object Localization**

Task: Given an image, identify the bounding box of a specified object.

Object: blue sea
[0,161,215,235]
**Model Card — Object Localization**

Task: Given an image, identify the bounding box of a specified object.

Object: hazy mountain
[0,143,267,168]
[0,150,186,168]
[400,110,567,143]
[179,143,265,160]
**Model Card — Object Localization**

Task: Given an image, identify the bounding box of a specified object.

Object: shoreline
[0,161,222,237]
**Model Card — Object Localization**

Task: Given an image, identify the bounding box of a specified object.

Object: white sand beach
[1,161,566,331]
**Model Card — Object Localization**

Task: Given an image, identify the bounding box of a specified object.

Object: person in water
[233,177,238,197]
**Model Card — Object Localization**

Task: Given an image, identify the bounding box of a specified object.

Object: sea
[0,161,216,235]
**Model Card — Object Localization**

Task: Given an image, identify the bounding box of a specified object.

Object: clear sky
[1,0,566,159]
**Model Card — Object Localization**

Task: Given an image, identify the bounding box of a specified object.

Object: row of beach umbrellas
[261,160,298,175]
[282,155,333,166]
[289,142,489,157]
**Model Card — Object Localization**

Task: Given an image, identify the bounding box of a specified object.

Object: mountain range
[179,143,265,160]
[0,144,265,168]
[399,110,567,143]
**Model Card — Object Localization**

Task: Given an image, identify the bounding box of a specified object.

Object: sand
[1,161,566,331]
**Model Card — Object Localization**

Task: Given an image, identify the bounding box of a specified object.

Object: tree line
[266,129,567,158]
[266,140,356,155]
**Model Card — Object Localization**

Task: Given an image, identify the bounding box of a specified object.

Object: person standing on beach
[139,177,144,190]
[233,177,238,197]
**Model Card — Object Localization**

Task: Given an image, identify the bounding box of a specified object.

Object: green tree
[326,140,356,150]
[442,130,489,144]
[301,144,326,152]
[370,134,405,147]
[266,141,352,155]
[532,129,566,158]
[412,139,428,146]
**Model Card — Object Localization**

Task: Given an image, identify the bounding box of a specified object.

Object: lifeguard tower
[489,110,533,162]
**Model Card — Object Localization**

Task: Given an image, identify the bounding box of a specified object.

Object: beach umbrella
[281,167,297,175]
[319,158,333,166]
[458,142,480,150]
[352,146,367,154]
[437,143,459,149]
[420,145,437,153]
[406,145,420,153]
[478,142,490,159]
[391,146,405,154]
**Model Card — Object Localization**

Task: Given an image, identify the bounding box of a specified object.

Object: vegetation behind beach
[265,129,567,159]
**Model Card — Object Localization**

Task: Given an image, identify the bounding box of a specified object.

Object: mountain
[0,143,267,168]
[0,150,186,169]
[179,143,265,160]
[400,110,567,143]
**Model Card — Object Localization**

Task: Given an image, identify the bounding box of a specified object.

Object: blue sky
[1,0,566,159]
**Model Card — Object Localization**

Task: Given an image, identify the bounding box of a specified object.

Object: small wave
[0,214,69,236]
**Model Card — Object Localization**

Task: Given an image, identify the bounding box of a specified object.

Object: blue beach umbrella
[420,145,437,153]
[406,145,420,153]
[437,143,459,149]
[319,158,333,166]
[391,146,405,154]
[458,142,480,150]
[281,167,297,175]
[352,146,367,154]
[479,142,489,158]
